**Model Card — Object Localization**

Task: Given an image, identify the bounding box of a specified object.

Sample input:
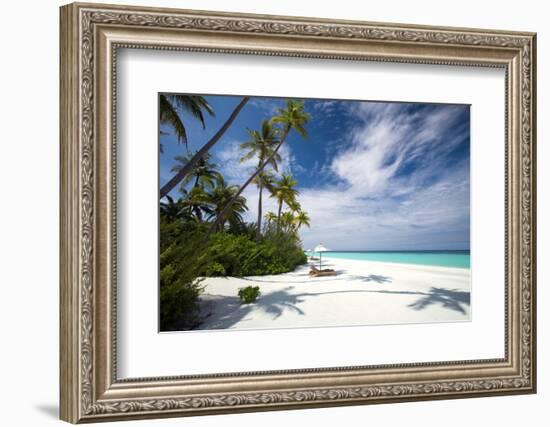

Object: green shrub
[159,228,211,331]
[238,286,261,304]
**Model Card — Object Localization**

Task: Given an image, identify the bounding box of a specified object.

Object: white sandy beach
[196,257,471,330]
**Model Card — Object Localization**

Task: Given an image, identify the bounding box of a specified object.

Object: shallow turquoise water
[305,251,470,269]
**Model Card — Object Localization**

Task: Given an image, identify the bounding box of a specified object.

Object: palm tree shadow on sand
[349,274,392,284]
[407,287,470,314]
[198,286,311,329]
[196,285,470,330]
[367,287,470,314]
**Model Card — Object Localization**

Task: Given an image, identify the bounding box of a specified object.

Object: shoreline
[195,256,471,331]
[314,255,472,270]
[307,256,470,275]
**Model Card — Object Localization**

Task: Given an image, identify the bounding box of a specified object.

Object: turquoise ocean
[305,250,470,269]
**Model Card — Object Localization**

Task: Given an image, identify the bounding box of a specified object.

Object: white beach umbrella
[314,243,328,270]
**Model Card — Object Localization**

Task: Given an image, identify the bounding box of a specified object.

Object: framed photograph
[60,2,537,423]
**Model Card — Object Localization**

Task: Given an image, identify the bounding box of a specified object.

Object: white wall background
[0,0,545,426]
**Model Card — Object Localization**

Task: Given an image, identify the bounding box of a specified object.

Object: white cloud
[215,139,257,183]
[330,119,407,195]
[309,100,339,116]
[298,163,470,250]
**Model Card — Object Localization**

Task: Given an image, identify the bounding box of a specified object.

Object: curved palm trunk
[160,96,250,199]
[256,182,263,242]
[209,126,291,233]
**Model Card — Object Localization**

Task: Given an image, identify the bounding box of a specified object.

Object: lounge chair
[309,265,337,277]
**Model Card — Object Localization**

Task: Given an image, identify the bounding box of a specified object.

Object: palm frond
[165,95,215,129]
[159,94,188,145]
[239,150,257,163]
[294,124,308,138]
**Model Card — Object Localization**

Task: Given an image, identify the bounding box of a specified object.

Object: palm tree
[240,120,281,169]
[160,195,184,221]
[287,198,302,214]
[280,211,297,233]
[171,152,221,194]
[293,210,311,230]
[240,119,281,241]
[180,187,212,223]
[159,94,215,149]
[270,174,299,232]
[160,96,250,198]
[264,212,278,227]
[205,178,248,232]
[271,99,311,144]
[253,171,276,240]
[209,100,310,232]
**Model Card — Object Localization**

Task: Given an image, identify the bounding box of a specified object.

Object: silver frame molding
[60,2,537,423]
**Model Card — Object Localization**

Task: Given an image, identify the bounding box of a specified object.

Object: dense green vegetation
[203,228,307,277]
[159,96,311,331]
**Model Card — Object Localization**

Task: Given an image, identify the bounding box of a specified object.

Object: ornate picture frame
[60,2,536,423]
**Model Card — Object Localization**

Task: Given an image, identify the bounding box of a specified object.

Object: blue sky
[160,94,470,251]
